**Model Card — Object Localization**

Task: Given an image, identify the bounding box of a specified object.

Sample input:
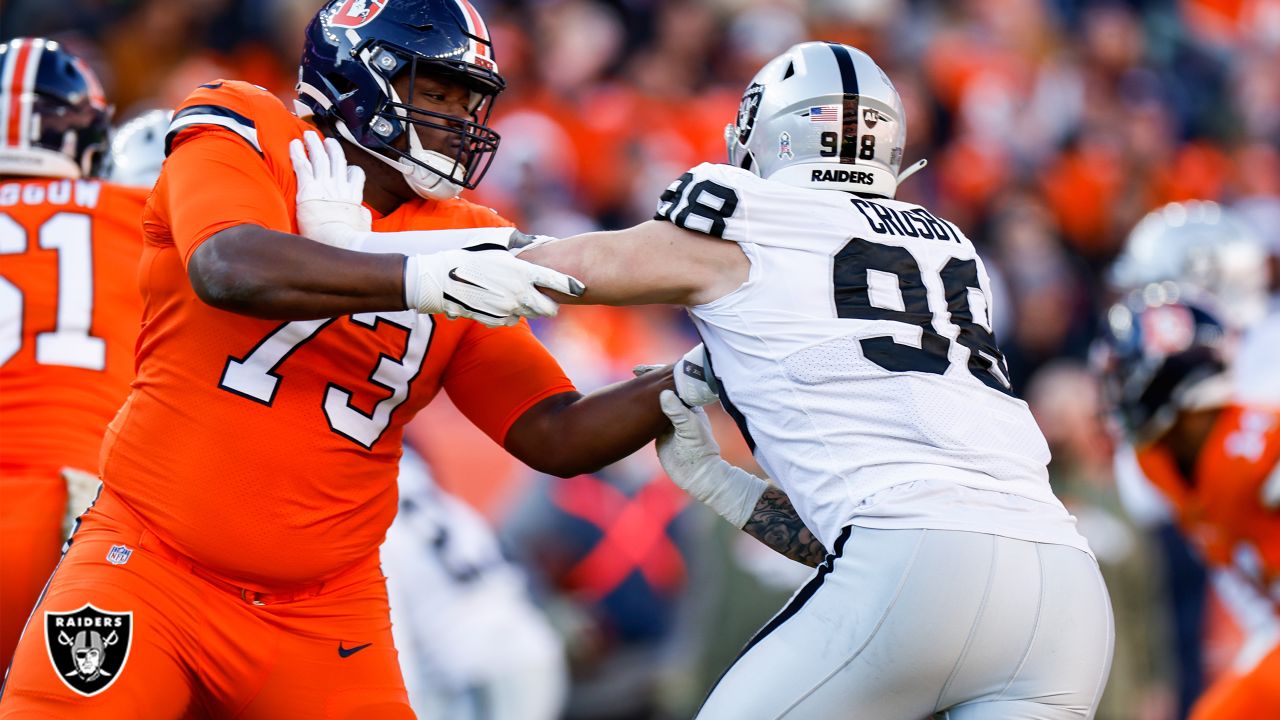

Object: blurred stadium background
[4,1,1277,718]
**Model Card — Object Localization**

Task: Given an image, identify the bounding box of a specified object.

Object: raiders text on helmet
[297,0,505,200]
[0,38,111,179]
[725,42,910,198]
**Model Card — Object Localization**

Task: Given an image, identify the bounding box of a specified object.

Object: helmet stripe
[0,39,18,146]
[1,39,33,147]
[826,43,861,165]
[825,42,859,96]
[453,0,490,58]
[13,40,45,148]
[71,56,107,109]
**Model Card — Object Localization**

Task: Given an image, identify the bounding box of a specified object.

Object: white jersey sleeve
[655,164,1081,552]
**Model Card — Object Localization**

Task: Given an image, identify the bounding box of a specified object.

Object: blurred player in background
[383,446,568,720]
[1096,292,1280,719]
[501,458,702,720]
[0,37,148,673]
[0,1,689,716]
[1106,201,1277,714]
[104,108,172,189]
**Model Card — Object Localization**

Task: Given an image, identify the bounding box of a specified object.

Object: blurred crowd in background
[5,0,1279,718]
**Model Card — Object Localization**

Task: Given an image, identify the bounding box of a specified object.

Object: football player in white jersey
[516,42,1113,719]
[291,41,1114,719]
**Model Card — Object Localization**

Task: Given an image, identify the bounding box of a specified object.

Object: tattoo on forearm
[742,486,828,567]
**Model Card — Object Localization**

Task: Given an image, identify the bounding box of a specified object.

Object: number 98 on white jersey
[655,162,1065,552]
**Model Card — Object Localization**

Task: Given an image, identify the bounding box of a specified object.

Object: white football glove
[404,249,586,326]
[508,229,559,255]
[656,390,766,528]
[289,131,371,251]
[633,344,719,407]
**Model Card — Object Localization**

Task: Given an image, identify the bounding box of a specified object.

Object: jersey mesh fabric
[0,179,147,478]
[101,81,574,591]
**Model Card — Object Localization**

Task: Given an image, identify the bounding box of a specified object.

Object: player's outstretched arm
[502,368,678,479]
[517,220,749,307]
[655,391,828,567]
[189,225,408,320]
[189,227,580,324]
[180,131,580,325]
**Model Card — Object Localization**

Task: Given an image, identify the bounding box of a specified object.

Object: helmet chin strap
[398,128,464,201]
[328,112,464,202]
[296,79,465,201]
[382,77,465,201]
[896,158,928,185]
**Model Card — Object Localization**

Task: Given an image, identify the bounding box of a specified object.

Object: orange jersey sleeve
[145,81,298,265]
[444,320,576,446]
[1138,405,1280,603]
[0,180,147,478]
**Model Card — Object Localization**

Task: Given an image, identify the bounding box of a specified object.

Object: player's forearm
[519,219,747,307]
[505,368,676,477]
[742,486,828,567]
[189,224,407,319]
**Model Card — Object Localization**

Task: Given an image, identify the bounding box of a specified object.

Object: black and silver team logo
[44,604,132,696]
[735,82,765,145]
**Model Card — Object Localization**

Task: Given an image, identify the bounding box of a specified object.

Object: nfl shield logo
[106,545,132,566]
[44,605,133,697]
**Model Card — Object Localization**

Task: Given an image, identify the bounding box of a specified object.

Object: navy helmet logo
[328,0,389,29]
[44,604,132,696]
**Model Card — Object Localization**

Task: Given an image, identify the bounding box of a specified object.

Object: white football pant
[698,527,1114,720]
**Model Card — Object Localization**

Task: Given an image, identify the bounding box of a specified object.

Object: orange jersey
[0,179,147,478]
[103,80,575,590]
[1137,405,1280,603]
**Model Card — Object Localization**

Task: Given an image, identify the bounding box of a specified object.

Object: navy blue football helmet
[0,38,111,179]
[1093,284,1231,444]
[297,0,505,200]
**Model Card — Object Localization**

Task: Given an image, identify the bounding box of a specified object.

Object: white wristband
[692,462,768,529]
[403,255,422,311]
[355,227,517,255]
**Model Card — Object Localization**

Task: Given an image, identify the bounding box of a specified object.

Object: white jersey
[657,163,1087,553]
[1235,309,1280,408]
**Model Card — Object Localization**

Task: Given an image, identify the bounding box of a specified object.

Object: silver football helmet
[1109,201,1269,328]
[725,41,918,198]
[105,109,172,188]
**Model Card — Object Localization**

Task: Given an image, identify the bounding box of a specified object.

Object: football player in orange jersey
[0,38,152,675]
[1097,290,1280,719]
[0,2,702,717]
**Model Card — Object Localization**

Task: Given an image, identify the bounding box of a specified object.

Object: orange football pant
[1191,640,1280,720]
[0,474,66,675]
[0,488,414,719]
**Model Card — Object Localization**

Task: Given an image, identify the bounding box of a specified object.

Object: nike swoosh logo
[442,292,501,319]
[447,268,483,289]
[337,641,372,658]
